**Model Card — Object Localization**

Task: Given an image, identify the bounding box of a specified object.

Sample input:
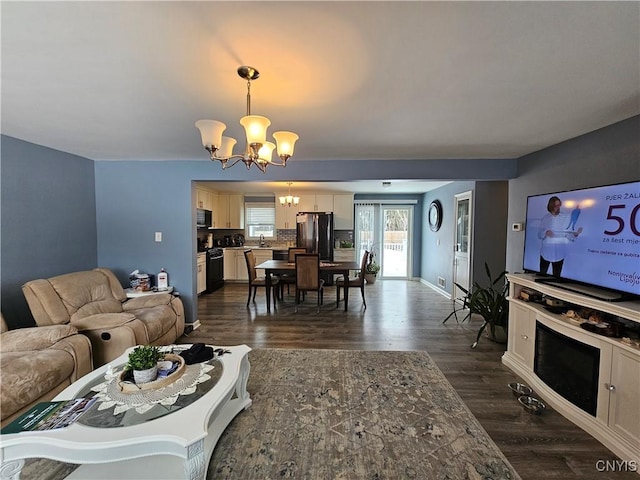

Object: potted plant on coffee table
[126,345,165,384]
[443,262,509,349]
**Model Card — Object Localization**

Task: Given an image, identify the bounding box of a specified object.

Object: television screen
[523,181,640,298]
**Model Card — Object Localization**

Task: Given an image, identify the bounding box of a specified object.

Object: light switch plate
[155,232,162,242]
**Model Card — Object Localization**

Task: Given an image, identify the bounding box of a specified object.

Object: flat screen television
[523,181,640,300]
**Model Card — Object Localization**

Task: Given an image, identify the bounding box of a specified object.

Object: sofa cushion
[70,312,136,332]
[0,349,75,420]
[0,325,78,353]
[72,299,124,319]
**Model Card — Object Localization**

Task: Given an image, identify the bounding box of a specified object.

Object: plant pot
[133,365,158,384]
[364,273,377,284]
[485,324,508,344]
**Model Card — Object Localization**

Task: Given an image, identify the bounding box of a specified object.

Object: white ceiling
[2,2,638,194]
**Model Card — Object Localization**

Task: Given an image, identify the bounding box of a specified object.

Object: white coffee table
[0,344,251,480]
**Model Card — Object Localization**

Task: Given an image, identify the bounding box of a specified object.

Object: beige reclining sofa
[0,314,93,427]
[22,268,185,367]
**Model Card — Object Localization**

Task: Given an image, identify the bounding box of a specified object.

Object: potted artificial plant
[364,252,380,284]
[443,262,509,348]
[126,345,165,384]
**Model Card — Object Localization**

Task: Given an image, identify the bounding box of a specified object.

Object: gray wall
[506,116,640,273]
[1,136,98,328]
[421,180,509,295]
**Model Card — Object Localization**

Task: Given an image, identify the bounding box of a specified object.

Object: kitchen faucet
[259,234,265,247]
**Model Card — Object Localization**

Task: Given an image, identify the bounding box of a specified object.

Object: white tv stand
[503,273,640,465]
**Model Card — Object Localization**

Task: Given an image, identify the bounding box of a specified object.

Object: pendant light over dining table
[195,66,299,173]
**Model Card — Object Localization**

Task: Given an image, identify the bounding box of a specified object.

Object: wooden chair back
[244,250,257,283]
[295,254,321,291]
[358,250,370,281]
[288,247,307,262]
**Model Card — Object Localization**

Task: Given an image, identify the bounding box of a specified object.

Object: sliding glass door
[355,204,413,279]
[381,206,411,278]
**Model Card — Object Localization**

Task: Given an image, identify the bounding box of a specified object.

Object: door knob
[604,383,615,391]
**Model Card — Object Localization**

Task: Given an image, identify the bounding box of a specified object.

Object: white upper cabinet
[196,188,214,211]
[298,194,333,213]
[333,194,354,229]
[215,193,244,229]
[275,203,298,229]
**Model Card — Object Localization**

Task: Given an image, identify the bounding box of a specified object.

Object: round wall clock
[428,200,443,232]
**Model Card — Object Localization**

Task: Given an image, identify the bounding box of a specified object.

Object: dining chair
[294,253,324,313]
[336,250,369,309]
[244,250,280,307]
[280,247,307,296]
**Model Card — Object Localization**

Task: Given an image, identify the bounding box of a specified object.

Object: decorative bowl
[518,395,546,414]
[507,382,532,397]
[118,354,185,393]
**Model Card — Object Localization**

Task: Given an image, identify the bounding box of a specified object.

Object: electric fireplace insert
[534,321,600,416]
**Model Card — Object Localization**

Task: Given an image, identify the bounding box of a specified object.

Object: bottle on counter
[157,268,169,291]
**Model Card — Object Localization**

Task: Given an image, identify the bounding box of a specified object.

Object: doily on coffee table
[90,362,214,415]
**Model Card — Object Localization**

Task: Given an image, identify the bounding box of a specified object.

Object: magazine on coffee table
[1,397,97,434]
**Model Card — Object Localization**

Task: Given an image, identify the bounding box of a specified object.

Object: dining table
[255,259,361,312]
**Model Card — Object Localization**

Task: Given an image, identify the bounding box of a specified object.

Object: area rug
[21,348,520,480]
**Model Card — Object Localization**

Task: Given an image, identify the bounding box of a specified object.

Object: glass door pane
[381,206,411,278]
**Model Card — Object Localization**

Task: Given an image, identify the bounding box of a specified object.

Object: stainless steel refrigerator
[296,212,334,261]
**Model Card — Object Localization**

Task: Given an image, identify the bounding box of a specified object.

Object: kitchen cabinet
[276,204,298,229]
[333,194,354,229]
[223,249,236,280]
[215,194,244,229]
[197,254,207,294]
[298,193,333,213]
[196,188,214,211]
[235,251,249,281]
[224,248,272,281]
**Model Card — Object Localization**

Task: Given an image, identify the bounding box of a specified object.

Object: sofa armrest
[0,325,79,353]
[122,293,175,311]
[49,334,94,380]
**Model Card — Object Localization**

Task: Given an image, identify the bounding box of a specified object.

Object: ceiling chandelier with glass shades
[195,66,299,173]
[279,182,299,207]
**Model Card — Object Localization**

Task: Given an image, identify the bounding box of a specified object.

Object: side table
[125,286,174,298]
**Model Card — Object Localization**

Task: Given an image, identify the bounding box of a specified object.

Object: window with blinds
[245,202,276,239]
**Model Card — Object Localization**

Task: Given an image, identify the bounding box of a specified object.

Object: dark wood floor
[181,280,637,479]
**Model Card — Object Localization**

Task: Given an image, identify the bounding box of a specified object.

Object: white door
[453,191,472,300]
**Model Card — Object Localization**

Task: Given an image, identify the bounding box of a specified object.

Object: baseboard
[183,319,201,335]
[420,278,451,299]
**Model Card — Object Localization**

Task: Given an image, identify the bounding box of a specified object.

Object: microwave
[196,209,212,229]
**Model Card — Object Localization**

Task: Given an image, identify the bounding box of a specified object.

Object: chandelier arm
[212,155,245,170]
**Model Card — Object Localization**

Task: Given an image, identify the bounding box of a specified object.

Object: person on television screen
[538,196,583,277]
